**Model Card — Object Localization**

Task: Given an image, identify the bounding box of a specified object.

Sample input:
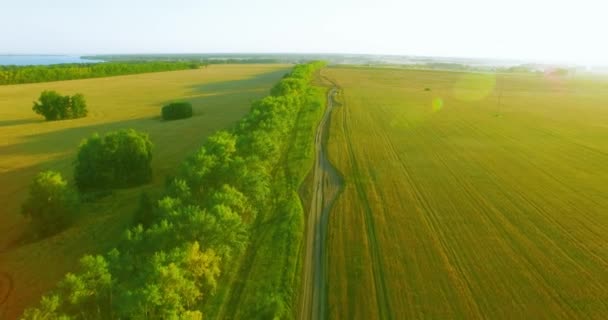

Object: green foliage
[74,129,153,191]
[21,170,79,237]
[70,94,88,118]
[205,61,326,318]
[22,62,326,319]
[162,102,193,120]
[270,78,306,96]
[20,295,70,320]
[23,255,113,319]
[58,255,112,316]
[32,90,88,121]
[0,61,199,85]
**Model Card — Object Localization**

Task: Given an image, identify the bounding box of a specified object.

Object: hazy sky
[2,0,607,65]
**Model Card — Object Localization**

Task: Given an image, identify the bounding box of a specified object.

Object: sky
[1,0,607,65]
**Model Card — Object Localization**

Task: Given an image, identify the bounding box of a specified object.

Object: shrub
[74,129,153,191]
[21,171,79,237]
[32,90,88,121]
[162,102,193,120]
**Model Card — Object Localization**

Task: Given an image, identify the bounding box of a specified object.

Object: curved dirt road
[299,87,343,320]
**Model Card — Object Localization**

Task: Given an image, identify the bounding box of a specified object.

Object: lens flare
[432,97,444,112]
[453,73,496,101]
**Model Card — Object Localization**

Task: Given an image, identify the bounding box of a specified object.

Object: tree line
[82,54,284,65]
[0,61,199,85]
[22,61,326,319]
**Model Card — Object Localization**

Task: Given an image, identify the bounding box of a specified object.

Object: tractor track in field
[299,87,343,320]
[340,87,393,319]
[221,220,273,320]
[222,149,294,319]
[223,84,329,319]
[0,272,13,311]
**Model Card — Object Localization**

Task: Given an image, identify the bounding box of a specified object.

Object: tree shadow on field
[0,85,279,233]
[160,68,289,122]
[0,69,288,157]
[0,78,282,243]
[0,119,176,252]
[0,69,293,201]
[0,155,71,252]
[0,118,44,127]
[0,117,161,158]
[190,68,288,94]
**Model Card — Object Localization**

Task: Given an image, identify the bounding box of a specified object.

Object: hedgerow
[22,61,326,319]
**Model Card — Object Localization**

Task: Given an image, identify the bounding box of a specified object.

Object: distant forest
[82,54,289,65]
[0,61,200,85]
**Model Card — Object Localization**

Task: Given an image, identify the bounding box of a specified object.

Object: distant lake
[0,55,103,66]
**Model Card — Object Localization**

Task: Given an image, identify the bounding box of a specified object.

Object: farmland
[0,64,289,318]
[323,66,608,319]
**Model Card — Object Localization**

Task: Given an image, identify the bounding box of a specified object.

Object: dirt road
[299,87,343,320]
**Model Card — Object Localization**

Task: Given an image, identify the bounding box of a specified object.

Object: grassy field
[0,64,289,318]
[323,67,608,319]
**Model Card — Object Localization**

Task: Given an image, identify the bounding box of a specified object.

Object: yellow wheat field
[324,66,608,319]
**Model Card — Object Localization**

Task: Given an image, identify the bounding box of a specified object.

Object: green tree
[270,78,305,96]
[59,255,113,317]
[162,102,193,120]
[167,179,192,203]
[32,90,66,121]
[132,259,200,318]
[69,93,88,118]
[179,146,219,200]
[207,184,255,222]
[74,129,153,191]
[32,90,88,121]
[184,241,221,294]
[21,171,79,237]
[20,295,70,320]
[207,205,248,261]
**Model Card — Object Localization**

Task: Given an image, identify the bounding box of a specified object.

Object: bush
[74,129,153,191]
[32,90,88,121]
[21,171,79,237]
[162,102,193,120]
